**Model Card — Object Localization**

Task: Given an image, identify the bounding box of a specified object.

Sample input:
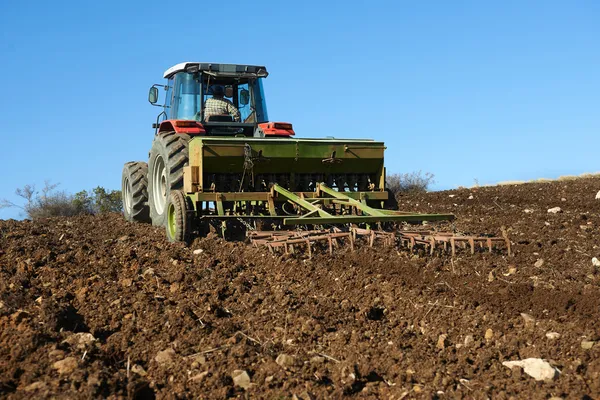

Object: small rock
[190,354,206,367]
[53,357,78,375]
[155,348,176,365]
[310,356,325,364]
[265,375,274,383]
[131,364,147,376]
[48,349,66,359]
[485,329,494,341]
[117,235,129,242]
[142,268,155,276]
[546,332,561,340]
[23,381,47,392]
[547,207,562,214]
[561,198,566,202]
[524,209,534,214]
[120,278,133,287]
[581,340,595,350]
[534,259,545,268]
[276,353,297,368]
[592,258,600,267]
[502,358,559,381]
[504,266,517,276]
[437,334,449,349]
[62,332,96,349]
[448,194,455,198]
[596,190,600,200]
[193,249,204,255]
[231,370,251,389]
[488,271,495,282]
[341,365,356,383]
[520,313,536,329]
[464,335,474,347]
[189,371,208,382]
[468,195,474,200]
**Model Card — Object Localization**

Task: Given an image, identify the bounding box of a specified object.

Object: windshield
[171,72,201,120]
[167,72,268,123]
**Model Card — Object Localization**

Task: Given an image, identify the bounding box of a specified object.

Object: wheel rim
[152,154,167,215]
[123,176,132,214]
[167,201,177,239]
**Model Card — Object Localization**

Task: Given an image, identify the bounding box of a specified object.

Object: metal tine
[250,228,510,257]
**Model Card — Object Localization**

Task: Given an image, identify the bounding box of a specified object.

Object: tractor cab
[149,62,294,137]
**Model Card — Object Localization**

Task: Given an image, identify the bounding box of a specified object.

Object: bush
[73,187,123,215]
[0,181,122,220]
[386,171,435,197]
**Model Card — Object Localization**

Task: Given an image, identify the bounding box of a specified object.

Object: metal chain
[243,143,254,171]
[239,143,255,192]
[237,217,255,231]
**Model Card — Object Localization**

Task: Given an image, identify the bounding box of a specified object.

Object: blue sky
[1,0,598,219]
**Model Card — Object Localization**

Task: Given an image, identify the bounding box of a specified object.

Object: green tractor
[122,62,457,248]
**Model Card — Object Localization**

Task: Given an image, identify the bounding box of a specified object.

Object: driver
[204,85,241,122]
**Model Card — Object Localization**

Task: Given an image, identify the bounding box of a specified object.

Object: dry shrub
[1,182,122,220]
[386,171,435,197]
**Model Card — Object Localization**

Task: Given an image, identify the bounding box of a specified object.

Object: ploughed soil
[1,177,600,399]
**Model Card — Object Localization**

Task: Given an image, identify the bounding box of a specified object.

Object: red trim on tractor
[258,122,295,136]
[159,120,206,135]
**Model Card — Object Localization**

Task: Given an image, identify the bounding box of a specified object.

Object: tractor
[121,62,509,255]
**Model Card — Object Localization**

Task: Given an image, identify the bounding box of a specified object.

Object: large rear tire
[122,161,151,223]
[148,131,190,226]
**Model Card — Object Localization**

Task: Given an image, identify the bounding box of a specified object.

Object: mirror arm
[149,83,168,106]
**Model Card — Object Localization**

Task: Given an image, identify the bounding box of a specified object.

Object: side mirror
[239,89,250,105]
[148,87,159,104]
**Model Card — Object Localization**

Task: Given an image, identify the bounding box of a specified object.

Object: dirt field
[1,177,600,399]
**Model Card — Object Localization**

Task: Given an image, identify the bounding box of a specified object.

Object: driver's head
[212,85,225,97]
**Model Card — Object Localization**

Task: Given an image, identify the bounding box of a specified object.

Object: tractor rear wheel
[121,161,151,223]
[148,131,190,226]
[166,190,194,243]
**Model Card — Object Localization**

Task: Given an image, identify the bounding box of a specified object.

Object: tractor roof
[163,62,269,79]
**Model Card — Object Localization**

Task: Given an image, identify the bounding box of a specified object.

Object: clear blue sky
[1,0,598,219]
